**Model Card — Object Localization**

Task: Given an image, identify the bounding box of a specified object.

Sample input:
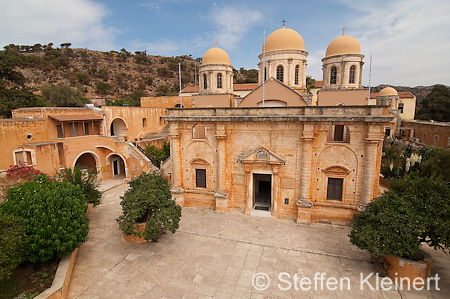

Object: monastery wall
[166,106,392,224]
[102,107,168,141]
[140,96,193,108]
[0,119,50,171]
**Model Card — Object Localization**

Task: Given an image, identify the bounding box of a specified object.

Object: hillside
[5,44,200,101]
[2,43,443,108]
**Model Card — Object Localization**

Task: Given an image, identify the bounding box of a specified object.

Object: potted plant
[349,174,450,284]
[116,172,182,243]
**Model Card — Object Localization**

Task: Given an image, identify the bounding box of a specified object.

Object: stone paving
[67,181,450,299]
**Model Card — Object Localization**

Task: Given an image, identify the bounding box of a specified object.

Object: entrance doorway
[113,160,119,175]
[253,174,271,211]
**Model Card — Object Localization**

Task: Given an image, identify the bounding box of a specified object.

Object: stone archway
[74,152,98,171]
[107,153,126,178]
[110,118,127,137]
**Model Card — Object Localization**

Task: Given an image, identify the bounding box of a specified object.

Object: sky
[1,0,449,87]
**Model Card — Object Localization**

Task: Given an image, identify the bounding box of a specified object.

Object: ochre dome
[379,87,398,96]
[325,35,361,57]
[202,47,230,65]
[264,27,305,52]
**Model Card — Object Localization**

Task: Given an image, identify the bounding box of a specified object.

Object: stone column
[214,124,229,211]
[299,126,314,202]
[287,59,293,86]
[360,138,381,209]
[272,165,280,218]
[297,125,314,224]
[169,123,182,192]
[244,163,252,215]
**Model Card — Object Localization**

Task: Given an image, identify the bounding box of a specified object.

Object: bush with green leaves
[350,174,450,258]
[0,214,28,279]
[145,142,170,166]
[58,166,101,206]
[0,175,89,262]
[117,172,181,241]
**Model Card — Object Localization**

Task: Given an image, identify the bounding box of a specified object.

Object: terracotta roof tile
[48,114,103,122]
[369,91,415,99]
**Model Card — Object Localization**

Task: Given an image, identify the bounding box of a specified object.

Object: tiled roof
[48,114,103,122]
[370,91,415,99]
[314,80,323,88]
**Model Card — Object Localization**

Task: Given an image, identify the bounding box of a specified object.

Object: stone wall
[166,106,393,224]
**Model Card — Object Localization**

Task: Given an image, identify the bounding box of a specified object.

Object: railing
[133,143,159,167]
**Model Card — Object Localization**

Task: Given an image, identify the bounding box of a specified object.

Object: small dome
[264,27,305,52]
[379,87,398,96]
[202,46,230,65]
[325,35,361,57]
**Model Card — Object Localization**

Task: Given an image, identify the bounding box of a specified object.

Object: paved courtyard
[67,181,450,298]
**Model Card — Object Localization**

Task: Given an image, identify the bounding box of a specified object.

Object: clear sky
[1,0,449,87]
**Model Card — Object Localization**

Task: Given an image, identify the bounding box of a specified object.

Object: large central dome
[325,35,361,57]
[202,46,230,65]
[264,26,305,53]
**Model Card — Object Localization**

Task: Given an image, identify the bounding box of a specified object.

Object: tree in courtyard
[58,166,102,206]
[117,172,181,241]
[0,175,89,262]
[350,174,450,258]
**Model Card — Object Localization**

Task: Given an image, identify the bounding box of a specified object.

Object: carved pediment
[322,165,350,175]
[237,146,285,165]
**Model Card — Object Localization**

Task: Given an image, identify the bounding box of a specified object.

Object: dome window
[277,65,284,83]
[217,73,222,89]
[330,67,337,85]
[295,65,300,85]
[203,74,207,89]
[264,67,267,82]
[349,65,356,84]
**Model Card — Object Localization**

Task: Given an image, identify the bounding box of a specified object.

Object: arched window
[295,65,300,85]
[217,73,222,89]
[203,74,207,89]
[330,67,337,84]
[276,65,284,82]
[192,123,206,139]
[263,67,267,82]
[349,65,356,84]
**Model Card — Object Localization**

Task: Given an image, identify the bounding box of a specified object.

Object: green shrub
[0,215,28,279]
[117,172,181,241]
[145,142,170,166]
[58,166,101,206]
[1,176,89,262]
[350,174,450,257]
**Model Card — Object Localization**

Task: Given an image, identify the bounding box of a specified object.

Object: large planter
[385,251,432,285]
[123,223,166,243]
[123,223,147,243]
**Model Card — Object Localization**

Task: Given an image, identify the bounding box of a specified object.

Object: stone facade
[258,49,308,92]
[322,54,364,90]
[0,107,164,180]
[400,119,450,148]
[165,106,394,224]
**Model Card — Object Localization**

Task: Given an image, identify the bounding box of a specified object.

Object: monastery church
[1,24,412,224]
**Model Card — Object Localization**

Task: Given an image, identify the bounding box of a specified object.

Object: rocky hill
[3,44,442,107]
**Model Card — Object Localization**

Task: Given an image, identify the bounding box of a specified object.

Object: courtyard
[67,181,449,298]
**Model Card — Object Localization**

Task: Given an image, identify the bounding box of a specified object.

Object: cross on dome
[282,19,286,28]
[342,26,346,36]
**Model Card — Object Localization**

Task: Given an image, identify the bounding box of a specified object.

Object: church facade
[165,106,393,224]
